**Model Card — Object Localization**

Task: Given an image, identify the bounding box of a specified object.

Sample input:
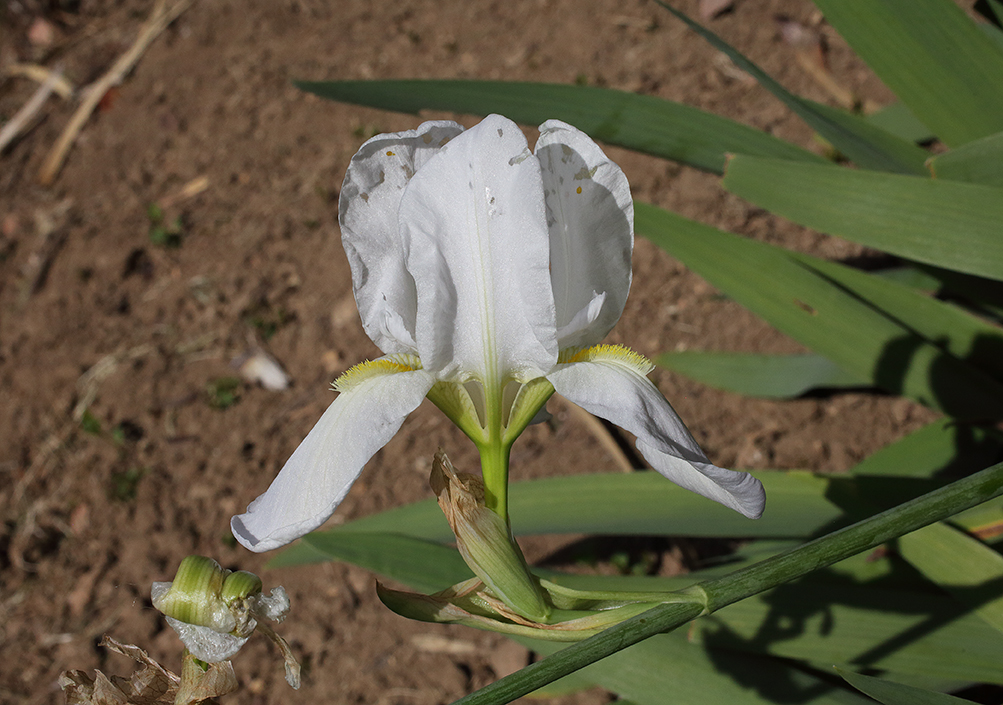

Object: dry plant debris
[60,636,238,705]
[37,0,195,185]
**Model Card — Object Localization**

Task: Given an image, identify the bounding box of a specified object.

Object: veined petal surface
[547,355,765,518]
[340,121,465,354]
[231,362,435,552]
[536,120,633,350]
[401,114,558,384]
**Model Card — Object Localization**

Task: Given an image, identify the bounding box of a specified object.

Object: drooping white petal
[547,356,765,519]
[536,120,633,350]
[340,121,466,354]
[401,114,558,383]
[231,362,435,552]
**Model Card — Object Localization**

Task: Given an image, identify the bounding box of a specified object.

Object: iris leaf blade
[789,255,1003,385]
[898,521,1003,634]
[722,155,1003,284]
[849,418,1003,479]
[690,580,1003,684]
[268,531,472,593]
[655,351,868,398]
[327,471,843,541]
[635,202,1003,420]
[653,1,929,174]
[527,633,872,705]
[865,102,935,144]
[838,668,979,705]
[296,79,824,174]
[812,0,1003,147]
[928,130,1003,187]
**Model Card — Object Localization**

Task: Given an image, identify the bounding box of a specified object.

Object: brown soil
[0,1,935,703]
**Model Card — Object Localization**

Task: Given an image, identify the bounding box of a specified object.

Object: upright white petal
[547,358,765,518]
[401,115,558,383]
[340,121,466,354]
[231,364,435,552]
[536,120,633,350]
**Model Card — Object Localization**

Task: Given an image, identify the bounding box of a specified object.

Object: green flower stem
[451,460,1003,705]
[477,366,511,522]
[479,438,512,521]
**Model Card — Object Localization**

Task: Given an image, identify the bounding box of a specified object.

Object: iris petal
[340,121,466,354]
[536,120,633,350]
[400,115,558,383]
[547,353,765,519]
[231,361,434,552]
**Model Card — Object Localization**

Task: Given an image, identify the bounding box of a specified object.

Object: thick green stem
[450,460,1003,705]
[479,373,511,522]
[479,438,512,521]
[466,380,553,621]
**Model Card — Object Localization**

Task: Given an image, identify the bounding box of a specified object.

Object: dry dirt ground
[0,0,937,703]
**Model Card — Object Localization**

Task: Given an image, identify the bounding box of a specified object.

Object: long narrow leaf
[813,0,1003,146]
[328,471,842,541]
[546,562,1003,682]
[655,351,868,398]
[850,418,1003,479]
[270,471,844,568]
[789,254,1003,386]
[296,79,822,174]
[866,102,935,144]
[269,531,471,592]
[980,20,1003,52]
[529,633,871,705]
[928,130,1003,187]
[271,530,872,703]
[722,155,1003,283]
[654,1,929,174]
[838,669,977,705]
[912,265,1003,323]
[635,202,1003,419]
[871,265,941,292]
[987,0,1003,26]
[898,522,1003,634]
[690,581,1003,683]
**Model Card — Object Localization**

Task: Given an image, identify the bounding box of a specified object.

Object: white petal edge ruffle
[535,119,633,351]
[546,359,765,519]
[340,120,466,355]
[231,365,435,552]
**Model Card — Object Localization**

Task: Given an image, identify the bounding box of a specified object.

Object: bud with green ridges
[430,450,550,623]
[153,555,239,634]
[221,570,263,606]
[152,555,300,688]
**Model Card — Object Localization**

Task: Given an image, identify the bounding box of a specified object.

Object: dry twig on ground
[0,67,65,153]
[37,0,194,185]
[3,63,75,99]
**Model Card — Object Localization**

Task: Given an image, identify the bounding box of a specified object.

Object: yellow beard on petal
[558,344,654,376]
[333,353,423,392]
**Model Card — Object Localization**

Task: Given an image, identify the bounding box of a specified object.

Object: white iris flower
[231,114,765,553]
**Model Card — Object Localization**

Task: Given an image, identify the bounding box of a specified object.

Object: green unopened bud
[153,555,242,634]
[430,450,550,622]
[152,555,300,689]
[221,570,263,606]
